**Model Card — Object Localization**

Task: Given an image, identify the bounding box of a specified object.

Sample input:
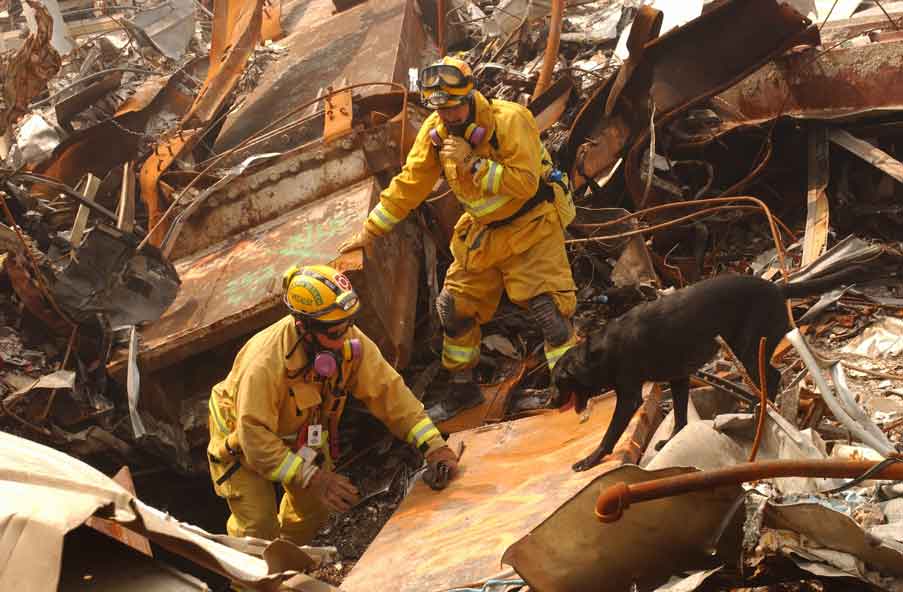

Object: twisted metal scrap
[0,0,62,135]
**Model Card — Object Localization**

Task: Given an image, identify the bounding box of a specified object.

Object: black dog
[553,273,854,472]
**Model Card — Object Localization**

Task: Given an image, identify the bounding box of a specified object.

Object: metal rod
[749,337,768,462]
[596,458,903,523]
[532,0,563,100]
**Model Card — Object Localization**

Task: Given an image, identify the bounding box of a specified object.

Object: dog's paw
[653,435,675,452]
[572,454,604,472]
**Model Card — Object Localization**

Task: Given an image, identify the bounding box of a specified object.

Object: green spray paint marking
[221,208,358,309]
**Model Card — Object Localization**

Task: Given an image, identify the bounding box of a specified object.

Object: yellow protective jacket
[365,91,556,236]
[208,316,445,485]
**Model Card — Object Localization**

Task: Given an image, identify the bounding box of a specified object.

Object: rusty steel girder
[711,36,903,132]
[565,0,816,206]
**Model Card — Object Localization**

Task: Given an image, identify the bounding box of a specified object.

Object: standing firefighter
[207,264,457,545]
[339,56,578,413]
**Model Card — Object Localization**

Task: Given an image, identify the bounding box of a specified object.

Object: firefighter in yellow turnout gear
[339,56,578,412]
[207,264,457,545]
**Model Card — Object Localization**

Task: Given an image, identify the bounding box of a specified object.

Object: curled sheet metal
[759,500,903,583]
[34,59,206,188]
[0,430,332,591]
[713,29,903,131]
[50,224,181,327]
[504,464,743,592]
[139,129,201,246]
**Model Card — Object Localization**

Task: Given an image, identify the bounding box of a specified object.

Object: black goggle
[418,64,469,90]
[312,320,353,338]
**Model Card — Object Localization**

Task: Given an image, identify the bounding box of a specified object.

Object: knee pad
[436,289,475,338]
[529,293,571,346]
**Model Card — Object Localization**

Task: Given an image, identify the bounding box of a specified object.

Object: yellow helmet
[418,56,474,110]
[282,264,360,324]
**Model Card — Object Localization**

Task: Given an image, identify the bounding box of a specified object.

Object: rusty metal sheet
[85,466,153,557]
[107,178,375,374]
[0,0,60,135]
[213,0,430,153]
[565,0,814,200]
[342,385,663,592]
[712,37,903,130]
[260,0,283,42]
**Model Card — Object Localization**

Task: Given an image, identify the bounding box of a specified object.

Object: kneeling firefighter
[207,264,458,545]
[339,56,579,414]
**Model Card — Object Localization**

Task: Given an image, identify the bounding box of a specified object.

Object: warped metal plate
[503,464,743,592]
[712,35,903,130]
[343,386,662,592]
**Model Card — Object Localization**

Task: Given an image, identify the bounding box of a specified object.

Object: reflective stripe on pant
[544,333,578,370]
[441,325,482,372]
[442,203,576,372]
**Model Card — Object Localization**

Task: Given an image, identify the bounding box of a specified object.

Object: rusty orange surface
[260,0,283,42]
[139,129,199,247]
[186,0,262,127]
[342,386,662,592]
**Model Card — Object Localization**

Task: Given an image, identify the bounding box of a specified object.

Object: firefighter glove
[338,227,378,254]
[307,468,361,512]
[423,445,459,490]
[440,137,474,170]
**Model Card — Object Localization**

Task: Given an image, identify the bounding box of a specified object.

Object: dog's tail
[779,266,868,299]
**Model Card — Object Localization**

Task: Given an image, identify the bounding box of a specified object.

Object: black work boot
[426,369,486,422]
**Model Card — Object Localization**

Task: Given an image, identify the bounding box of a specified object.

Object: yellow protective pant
[442,202,577,372]
[208,437,329,546]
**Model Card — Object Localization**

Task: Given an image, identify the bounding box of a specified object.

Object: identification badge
[308,424,323,447]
